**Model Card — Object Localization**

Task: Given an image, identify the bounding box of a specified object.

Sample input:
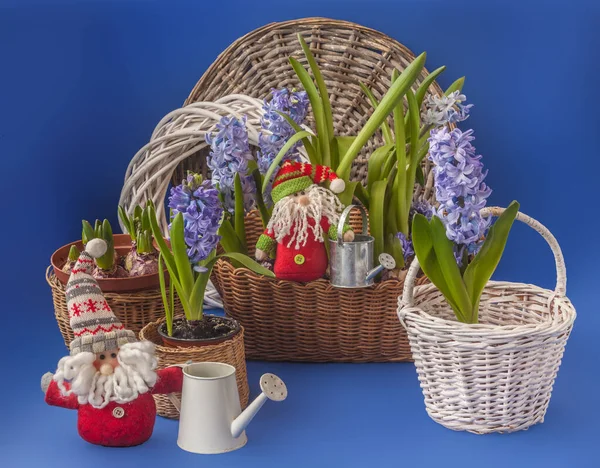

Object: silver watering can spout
[365,253,396,282]
[230,374,288,438]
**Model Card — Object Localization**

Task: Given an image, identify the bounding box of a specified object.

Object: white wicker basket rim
[397,206,576,337]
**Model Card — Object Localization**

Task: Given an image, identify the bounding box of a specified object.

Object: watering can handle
[165,362,190,413]
[337,204,367,245]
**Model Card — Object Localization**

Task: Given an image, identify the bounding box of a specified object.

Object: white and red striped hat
[66,239,136,355]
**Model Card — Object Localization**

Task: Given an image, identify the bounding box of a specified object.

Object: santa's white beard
[267,184,344,249]
[53,341,158,409]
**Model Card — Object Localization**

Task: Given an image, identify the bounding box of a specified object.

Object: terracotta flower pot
[50,234,166,293]
[157,316,241,348]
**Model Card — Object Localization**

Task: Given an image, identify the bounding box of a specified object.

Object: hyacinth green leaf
[94,219,102,237]
[118,206,132,235]
[411,214,463,318]
[298,34,334,146]
[205,252,276,278]
[251,168,270,227]
[337,180,359,207]
[332,136,356,172]
[337,52,427,180]
[148,205,177,278]
[369,180,387,259]
[157,253,174,336]
[429,216,473,322]
[406,89,420,165]
[68,245,80,261]
[354,183,370,210]
[463,201,520,323]
[289,57,330,165]
[233,173,247,253]
[141,206,151,232]
[359,82,393,145]
[158,247,192,321]
[385,232,405,270]
[367,144,394,190]
[393,88,408,234]
[381,148,397,180]
[247,159,258,174]
[262,130,312,193]
[169,213,194,297]
[445,76,465,96]
[415,66,446,108]
[276,111,319,166]
[188,250,218,322]
[218,218,244,255]
[404,89,421,218]
[82,220,94,245]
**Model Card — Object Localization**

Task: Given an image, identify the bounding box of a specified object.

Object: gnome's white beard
[267,184,344,249]
[53,341,158,409]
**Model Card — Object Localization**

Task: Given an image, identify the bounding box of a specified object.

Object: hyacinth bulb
[62,245,80,273]
[127,229,158,277]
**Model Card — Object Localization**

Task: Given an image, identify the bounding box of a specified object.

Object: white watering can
[169,362,287,454]
[329,204,397,288]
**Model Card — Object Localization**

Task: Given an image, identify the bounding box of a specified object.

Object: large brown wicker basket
[47,267,183,347]
[212,211,427,362]
[140,318,249,419]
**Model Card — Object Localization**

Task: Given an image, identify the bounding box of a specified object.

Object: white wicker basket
[397,206,576,434]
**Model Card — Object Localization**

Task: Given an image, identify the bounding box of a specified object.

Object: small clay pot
[157,316,241,348]
[51,234,166,293]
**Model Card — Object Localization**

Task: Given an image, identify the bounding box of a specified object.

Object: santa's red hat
[66,239,136,355]
[271,160,345,203]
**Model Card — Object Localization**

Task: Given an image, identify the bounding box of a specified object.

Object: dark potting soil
[165,316,237,340]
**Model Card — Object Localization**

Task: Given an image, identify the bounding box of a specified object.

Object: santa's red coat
[45,367,183,447]
[264,216,332,282]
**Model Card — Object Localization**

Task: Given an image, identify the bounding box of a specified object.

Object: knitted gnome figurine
[256,160,354,282]
[41,239,183,447]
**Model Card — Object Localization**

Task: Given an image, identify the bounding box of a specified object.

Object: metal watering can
[169,362,287,454]
[329,204,396,288]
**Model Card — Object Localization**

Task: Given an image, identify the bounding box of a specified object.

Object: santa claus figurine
[256,160,354,282]
[41,238,183,447]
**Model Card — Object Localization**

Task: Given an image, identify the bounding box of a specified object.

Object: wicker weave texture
[183,17,444,185]
[47,267,183,347]
[397,208,576,434]
[212,210,427,362]
[139,319,249,419]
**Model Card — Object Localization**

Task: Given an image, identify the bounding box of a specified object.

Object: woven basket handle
[401,206,567,307]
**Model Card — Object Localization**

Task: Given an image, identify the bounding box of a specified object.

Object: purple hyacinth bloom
[396,232,414,261]
[206,116,256,213]
[428,127,492,262]
[422,91,473,127]
[257,88,309,204]
[410,199,434,221]
[168,173,223,264]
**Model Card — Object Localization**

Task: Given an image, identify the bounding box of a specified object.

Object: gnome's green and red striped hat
[66,239,136,355]
[271,160,345,204]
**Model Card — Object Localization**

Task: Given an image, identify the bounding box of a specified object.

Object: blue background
[1,0,599,466]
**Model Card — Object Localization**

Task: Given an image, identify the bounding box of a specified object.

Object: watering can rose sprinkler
[169,363,287,454]
[329,204,396,288]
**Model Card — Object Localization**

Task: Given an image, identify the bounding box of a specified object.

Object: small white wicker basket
[397,206,576,434]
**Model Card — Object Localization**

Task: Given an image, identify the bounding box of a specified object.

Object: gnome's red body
[45,367,183,447]
[263,216,333,282]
